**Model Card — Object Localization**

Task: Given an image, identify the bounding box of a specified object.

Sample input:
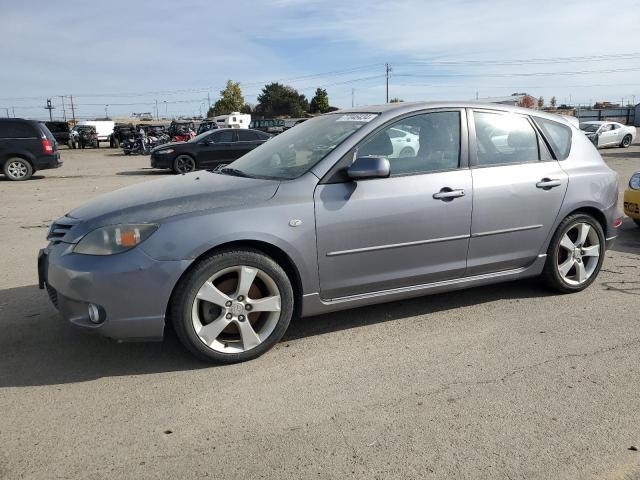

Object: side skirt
[300,255,547,317]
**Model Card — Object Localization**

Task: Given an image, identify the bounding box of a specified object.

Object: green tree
[309,88,330,113]
[256,83,309,117]
[550,96,557,108]
[240,103,253,114]
[389,97,404,103]
[537,96,544,109]
[207,80,245,117]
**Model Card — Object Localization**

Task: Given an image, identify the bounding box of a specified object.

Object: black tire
[399,146,415,157]
[114,137,120,148]
[172,154,197,174]
[541,213,605,293]
[621,135,632,148]
[3,157,33,181]
[95,141,100,149]
[634,219,640,228]
[170,249,294,364]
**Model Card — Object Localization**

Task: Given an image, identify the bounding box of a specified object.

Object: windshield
[223,113,377,180]
[580,123,600,133]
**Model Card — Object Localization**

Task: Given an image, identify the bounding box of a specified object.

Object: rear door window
[237,130,258,141]
[533,117,572,160]
[216,130,235,143]
[473,111,539,166]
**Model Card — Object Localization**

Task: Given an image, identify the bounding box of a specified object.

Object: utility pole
[104,104,109,119]
[44,99,54,121]
[2,108,8,118]
[155,99,159,120]
[11,106,15,117]
[207,91,211,110]
[385,63,392,103]
[59,95,67,121]
[351,88,354,108]
[70,95,76,125]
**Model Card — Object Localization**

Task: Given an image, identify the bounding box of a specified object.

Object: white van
[79,120,115,143]
[213,113,251,129]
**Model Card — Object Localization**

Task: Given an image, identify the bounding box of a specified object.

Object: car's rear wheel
[621,135,632,148]
[541,213,604,293]
[400,146,415,157]
[3,158,33,181]
[172,155,196,174]
[171,249,294,363]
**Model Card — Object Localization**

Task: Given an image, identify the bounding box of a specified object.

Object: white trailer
[79,120,115,143]
[213,112,251,129]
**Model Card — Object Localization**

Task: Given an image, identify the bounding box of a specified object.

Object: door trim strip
[326,234,471,257]
[471,224,543,238]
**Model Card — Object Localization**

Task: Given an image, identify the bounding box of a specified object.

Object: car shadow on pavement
[600,150,639,159]
[0,278,555,388]
[116,169,170,176]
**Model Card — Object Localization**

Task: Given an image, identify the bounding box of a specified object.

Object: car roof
[334,101,578,127]
[580,121,605,125]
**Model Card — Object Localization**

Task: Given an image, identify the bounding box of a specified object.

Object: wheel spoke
[560,234,575,251]
[558,257,575,277]
[236,267,258,298]
[197,281,231,307]
[581,245,600,257]
[575,261,587,283]
[576,223,590,246]
[197,316,231,344]
[249,295,281,312]
[237,320,261,350]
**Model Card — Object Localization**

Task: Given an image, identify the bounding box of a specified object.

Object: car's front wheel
[172,155,196,174]
[541,213,604,293]
[3,158,33,181]
[171,249,294,363]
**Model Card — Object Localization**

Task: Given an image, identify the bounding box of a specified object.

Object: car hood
[67,172,280,229]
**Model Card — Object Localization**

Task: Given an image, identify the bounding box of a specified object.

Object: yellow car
[624,171,640,227]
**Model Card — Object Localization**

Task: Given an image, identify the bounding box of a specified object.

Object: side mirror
[347,156,390,180]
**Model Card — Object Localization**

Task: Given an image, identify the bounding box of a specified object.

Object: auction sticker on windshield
[336,113,378,123]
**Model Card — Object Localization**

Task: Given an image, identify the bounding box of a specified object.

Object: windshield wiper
[218,167,252,178]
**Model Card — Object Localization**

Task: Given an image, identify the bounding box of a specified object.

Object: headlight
[156,148,174,154]
[630,173,640,190]
[74,224,158,255]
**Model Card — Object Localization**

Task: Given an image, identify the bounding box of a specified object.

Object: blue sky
[1,0,639,120]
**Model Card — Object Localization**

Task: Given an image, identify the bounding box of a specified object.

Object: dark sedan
[150,128,271,174]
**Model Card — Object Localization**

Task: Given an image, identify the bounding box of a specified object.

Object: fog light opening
[88,303,104,324]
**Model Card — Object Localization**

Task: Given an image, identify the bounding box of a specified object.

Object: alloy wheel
[7,160,29,180]
[556,222,601,286]
[191,266,282,353]
[175,156,196,174]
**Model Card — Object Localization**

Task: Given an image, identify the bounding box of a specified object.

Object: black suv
[0,119,61,181]
[44,121,71,146]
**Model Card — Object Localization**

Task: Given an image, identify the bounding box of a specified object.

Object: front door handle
[433,188,465,201]
[536,178,562,190]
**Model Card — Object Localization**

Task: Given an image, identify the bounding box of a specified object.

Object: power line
[394,66,640,78]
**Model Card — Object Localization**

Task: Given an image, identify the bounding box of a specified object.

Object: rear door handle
[536,178,562,190]
[433,188,465,201]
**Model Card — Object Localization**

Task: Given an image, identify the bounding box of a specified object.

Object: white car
[579,121,636,148]
[388,127,420,157]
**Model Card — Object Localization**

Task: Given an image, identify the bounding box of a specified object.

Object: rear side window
[0,121,37,139]
[473,111,539,166]
[237,130,257,141]
[214,130,234,143]
[533,117,572,160]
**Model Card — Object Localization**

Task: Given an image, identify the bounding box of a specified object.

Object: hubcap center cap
[229,303,244,316]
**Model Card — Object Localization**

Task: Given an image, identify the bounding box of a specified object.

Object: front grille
[46,283,59,309]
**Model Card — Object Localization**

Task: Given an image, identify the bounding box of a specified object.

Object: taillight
[41,138,53,154]
[613,218,623,228]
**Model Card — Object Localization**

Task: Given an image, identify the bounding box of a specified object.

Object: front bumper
[623,188,640,220]
[150,153,172,169]
[39,242,190,341]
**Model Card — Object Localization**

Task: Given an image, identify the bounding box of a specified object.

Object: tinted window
[237,130,257,141]
[533,117,572,160]
[357,111,460,176]
[0,121,37,139]
[473,112,539,166]
[214,130,234,143]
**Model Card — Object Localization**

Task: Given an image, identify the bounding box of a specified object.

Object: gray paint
[42,101,621,341]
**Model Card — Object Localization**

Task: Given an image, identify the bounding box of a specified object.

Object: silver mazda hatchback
[39,102,622,363]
